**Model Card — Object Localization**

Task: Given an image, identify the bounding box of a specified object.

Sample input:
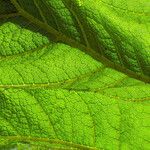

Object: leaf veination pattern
[0,0,150,150]
[10,0,150,83]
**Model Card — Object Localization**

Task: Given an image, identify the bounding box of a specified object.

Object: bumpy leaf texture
[0,0,150,149]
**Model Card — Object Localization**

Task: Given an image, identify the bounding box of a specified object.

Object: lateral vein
[0,12,20,19]
[33,0,48,24]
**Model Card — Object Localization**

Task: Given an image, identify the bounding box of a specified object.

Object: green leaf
[0,0,150,149]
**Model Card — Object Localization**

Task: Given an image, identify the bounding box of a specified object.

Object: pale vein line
[33,0,48,24]
[0,116,18,134]
[29,92,58,138]
[43,2,61,33]
[67,3,91,48]
[109,37,125,67]
[116,101,122,150]
[0,42,50,60]
[20,105,33,135]
[63,97,74,143]
[1,84,149,102]
[100,0,150,16]
[132,45,144,75]
[0,67,103,89]
[77,92,96,146]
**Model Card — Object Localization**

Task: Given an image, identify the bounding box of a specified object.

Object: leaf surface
[0,0,150,149]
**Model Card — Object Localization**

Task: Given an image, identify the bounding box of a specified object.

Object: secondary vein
[0,12,20,19]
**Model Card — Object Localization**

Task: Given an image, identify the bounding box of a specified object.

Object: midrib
[9,0,150,83]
